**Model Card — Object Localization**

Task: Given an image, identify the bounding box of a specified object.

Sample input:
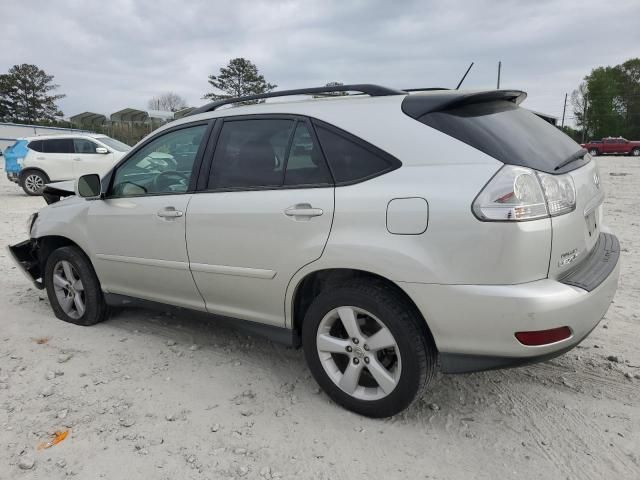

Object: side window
[111,124,207,197]
[314,125,395,184]
[284,123,332,186]
[44,138,74,154]
[28,140,44,152]
[74,138,99,154]
[209,119,295,189]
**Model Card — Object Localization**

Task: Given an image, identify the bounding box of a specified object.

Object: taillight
[515,326,572,346]
[473,165,577,221]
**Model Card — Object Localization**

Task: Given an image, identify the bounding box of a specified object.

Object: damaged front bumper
[7,240,43,289]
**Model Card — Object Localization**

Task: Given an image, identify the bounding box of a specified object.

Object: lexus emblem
[594,172,600,189]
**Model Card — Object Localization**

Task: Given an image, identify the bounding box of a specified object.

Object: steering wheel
[152,170,189,192]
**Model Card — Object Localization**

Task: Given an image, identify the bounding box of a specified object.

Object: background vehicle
[13,134,131,195]
[581,137,640,156]
[8,85,620,417]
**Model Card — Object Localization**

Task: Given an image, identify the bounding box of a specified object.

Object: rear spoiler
[401,89,527,119]
[42,181,75,205]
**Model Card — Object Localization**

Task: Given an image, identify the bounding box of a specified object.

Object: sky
[2,0,639,125]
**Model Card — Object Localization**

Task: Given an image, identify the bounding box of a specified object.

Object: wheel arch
[36,235,92,274]
[288,267,437,350]
[19,167,49,183]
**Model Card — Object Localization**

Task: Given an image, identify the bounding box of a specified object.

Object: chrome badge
[558,248,579,267]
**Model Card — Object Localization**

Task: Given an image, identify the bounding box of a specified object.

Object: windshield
[96,136,131,152]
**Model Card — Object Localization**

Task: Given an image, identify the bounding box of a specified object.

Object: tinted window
[28,140,44,152]
[210,119,295,189]
[284,123,331,186]
[111,124,207,197]
[74,138,99,154]
[44,138,74,154]
[315,126,392,183]
[417,101,586,174]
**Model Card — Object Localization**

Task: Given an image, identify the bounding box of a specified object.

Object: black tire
[44,246,109,326]
[302,281,436,417]
[20,170,49,196]
[589,148,599,157]
[631,148,640,157]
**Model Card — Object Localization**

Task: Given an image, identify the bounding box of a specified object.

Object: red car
[581,137,640,157]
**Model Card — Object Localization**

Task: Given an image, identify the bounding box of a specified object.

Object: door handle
[73,157,82,162]
[284,203,323,218]
[157,207,184,218]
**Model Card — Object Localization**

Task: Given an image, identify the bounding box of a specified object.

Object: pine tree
[204,58,276,100]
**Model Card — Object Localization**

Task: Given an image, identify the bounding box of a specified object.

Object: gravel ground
[0,157,638,480]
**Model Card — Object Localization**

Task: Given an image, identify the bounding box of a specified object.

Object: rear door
[87,121,212,310]
[186,116,334,326]
[39,138,75,180]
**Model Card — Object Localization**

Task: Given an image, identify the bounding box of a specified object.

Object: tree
[203,58,276,100]
[147,92,188,112]
[571,58,640,140]
[0,64,65,123]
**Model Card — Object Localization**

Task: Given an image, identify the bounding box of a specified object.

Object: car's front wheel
[44,246,109,326]
[21,170,49,196]
[589,148,599,157]
[302,281,436,417]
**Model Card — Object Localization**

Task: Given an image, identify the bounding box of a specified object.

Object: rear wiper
[554,148,588,171]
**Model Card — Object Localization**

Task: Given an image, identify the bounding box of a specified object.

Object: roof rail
[187,84,405,116]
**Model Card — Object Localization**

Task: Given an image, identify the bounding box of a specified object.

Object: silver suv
[8,85,620,417]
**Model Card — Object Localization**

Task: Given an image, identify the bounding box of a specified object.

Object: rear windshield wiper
[554,148,588,171]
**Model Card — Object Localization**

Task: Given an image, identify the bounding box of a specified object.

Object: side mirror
[76,174,102,199]
[96,147,109,154]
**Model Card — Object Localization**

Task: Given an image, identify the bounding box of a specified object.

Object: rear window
[44,138,74,154]
[417,101,586,173]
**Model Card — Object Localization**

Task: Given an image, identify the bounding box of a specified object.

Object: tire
[20,170,49,196]
[44,246,109,326]
[589,148,599,157]
[631,148,640,157]
[302,281,436,417]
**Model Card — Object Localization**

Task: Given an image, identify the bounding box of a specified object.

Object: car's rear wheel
[589,148,599,157]
[21,170,49,196]
[44,246,109,326]
[632,148,640,157]
[302,281,436,417]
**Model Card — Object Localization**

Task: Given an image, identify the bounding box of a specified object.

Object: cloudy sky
[3,0,639,124]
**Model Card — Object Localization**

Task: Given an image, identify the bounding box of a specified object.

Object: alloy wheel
[52,260,86,319]
[316,306,401,401]
[25,174,44,193]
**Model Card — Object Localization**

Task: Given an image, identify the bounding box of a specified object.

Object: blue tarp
[3,140,28,174]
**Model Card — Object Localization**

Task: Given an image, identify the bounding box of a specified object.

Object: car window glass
[111,124,207,197]
[44,138,74,154]
[28,140,44,152]
[315,126,391,183]
[74,138,99,154]
[284,123,332,186]
[209,119,295,189]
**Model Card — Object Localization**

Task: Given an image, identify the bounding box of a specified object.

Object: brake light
[515,326,572,346]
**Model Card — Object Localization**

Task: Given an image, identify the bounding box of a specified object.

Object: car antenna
[455,62,474,90]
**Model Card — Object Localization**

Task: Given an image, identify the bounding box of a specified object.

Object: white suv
[16,134,131,195]
[8,85,620,417]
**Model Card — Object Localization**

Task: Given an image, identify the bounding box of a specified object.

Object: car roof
[20,133,108,141]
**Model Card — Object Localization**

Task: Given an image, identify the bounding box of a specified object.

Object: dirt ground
[0,156,638,480]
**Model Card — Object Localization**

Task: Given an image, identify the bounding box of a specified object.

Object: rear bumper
[7,240,43,289]
[399,233,620,373]
[6,172,19,183]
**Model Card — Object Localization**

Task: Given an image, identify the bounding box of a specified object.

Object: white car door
[32,138,75,181]
[72,138,115,178]
[87,122,211,310]
[186,117,334,326]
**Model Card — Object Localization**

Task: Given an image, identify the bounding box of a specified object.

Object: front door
[72,138,115,178]
[186,117,334,325]
[87,122,211,310]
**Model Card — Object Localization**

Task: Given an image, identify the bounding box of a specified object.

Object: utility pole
[561,93,567,128]
[497,61,501,89]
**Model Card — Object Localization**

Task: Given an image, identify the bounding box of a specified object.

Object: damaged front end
[42,181,76,205]
[7,240,43,289]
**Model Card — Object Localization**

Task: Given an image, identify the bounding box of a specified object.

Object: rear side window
[44,138,74,154]
[417,101,585,174]
[28,140,44,152]
[284,123,332,186]
[314,124,398,184]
